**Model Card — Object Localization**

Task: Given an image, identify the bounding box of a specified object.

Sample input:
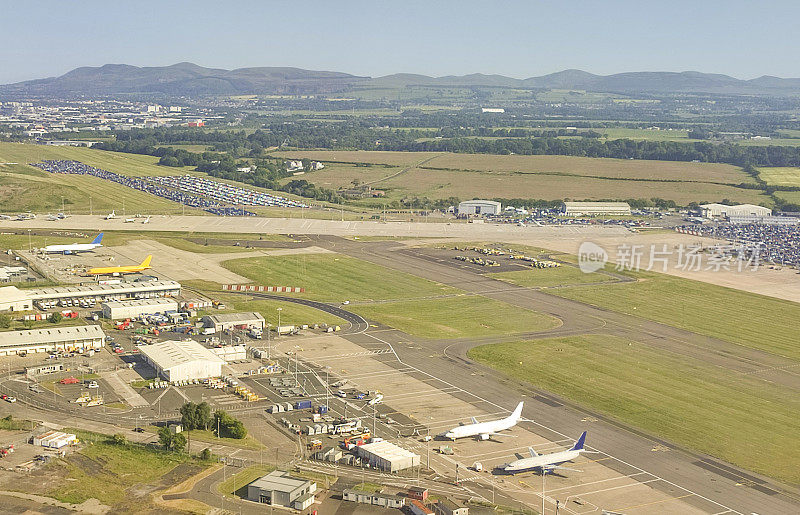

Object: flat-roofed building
[562,202,631,216]
[202,312,265,332]
[246,470,316,510]
[0,286,34,312]
[28,280,181,303]
[700,203,772,219]
[435,499,470,515]
[0,325,105,356]
[138,340,225,382]
[343,489,406,508]
[457,200,502,216]
[101,298,179,319]
[356,440,420,472]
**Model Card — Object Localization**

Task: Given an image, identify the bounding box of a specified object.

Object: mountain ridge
[3,62,800,97]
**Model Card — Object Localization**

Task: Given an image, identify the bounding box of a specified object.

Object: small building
[562,202,631,216]
[0,325,105,357]
[33,431,77,448]
[481,108,505,113]
[457,200,502,216]
[410,499,435,515]
[435,499,470,515]
[700,203,772,219]
[408,487,429,501]
[314,446,343,463]
[343,489,406,509]
[356,440,420,472]
[202,312,265,332]
[101,298,179,319]
[246,470,316,510]
[0,285,34,312]
[210,345,247,362]
[138,340,225,382]
[25,363,65,378]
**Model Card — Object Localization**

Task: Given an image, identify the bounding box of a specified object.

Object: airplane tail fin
[141,255,152,268]
[91,232,104,245]
[509,401,524,422]
[570,431,587,451]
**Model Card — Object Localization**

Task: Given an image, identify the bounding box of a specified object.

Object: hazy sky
[1,0,798,83]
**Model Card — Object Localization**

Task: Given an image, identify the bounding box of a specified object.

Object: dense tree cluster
[213,410,247,439]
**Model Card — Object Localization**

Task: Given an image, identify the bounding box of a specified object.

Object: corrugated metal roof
[0,325,105,347]
[138,340,225,370]
[249,471,311,493]
[204,312,265,324]
[27,280,181,299]
[102,298,179,308]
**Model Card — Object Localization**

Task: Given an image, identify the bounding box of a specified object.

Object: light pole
[61,196,65,213]
[27,229,31,252]
[266,323,271,360]
[276,307,282,330]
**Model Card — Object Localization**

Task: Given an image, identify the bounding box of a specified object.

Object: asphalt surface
[297,235,800,515]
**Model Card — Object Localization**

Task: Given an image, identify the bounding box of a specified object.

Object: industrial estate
[2,8,800,514]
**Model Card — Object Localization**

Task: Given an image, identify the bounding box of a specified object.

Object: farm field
[774,190,800,205]
[275,149,749,184]
[374,166,766,205]
[272,150,765,204]
[550,271,800,361]
[757,166,800,187]
[285,163,404,190]
[468,334,800,484]
[222,253,459,302]
[350,295,559,339]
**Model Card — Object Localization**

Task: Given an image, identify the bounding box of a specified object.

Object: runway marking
[572,477,659,496]
[545,472,650,494]
[608,493,694,512]
[361,330,744,515]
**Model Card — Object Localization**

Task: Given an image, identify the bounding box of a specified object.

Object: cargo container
[317,405,328,414]
[295,399,312,410]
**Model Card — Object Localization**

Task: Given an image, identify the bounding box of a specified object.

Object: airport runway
[289,236,800,515]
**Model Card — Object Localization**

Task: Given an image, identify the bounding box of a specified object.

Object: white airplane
[502,431,590,474]
[105,210,116,220]
[141,216,150,224]
[443,402,523,441]
[41,233,104,254]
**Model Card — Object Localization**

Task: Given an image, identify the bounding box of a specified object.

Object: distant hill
[3,62,800,97]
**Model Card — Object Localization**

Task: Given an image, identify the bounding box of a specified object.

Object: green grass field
[217,464,275,497]
[350,295,558,339]
[550,271,800,361]
[757,166,800,187]
[222,253,458,302]
[488,265,620,288]
[231,298,346,327]
[468,334,800,484]
[42,429,208,506]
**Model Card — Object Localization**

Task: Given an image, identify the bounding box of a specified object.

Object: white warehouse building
[102,298,179,319]
[139,340,225,382]
[699,203,772,219]
[562,202,632,216]
[0,325,105,356]
[202,312,265,332]
[356,440,420,472]
[457,200,501,216]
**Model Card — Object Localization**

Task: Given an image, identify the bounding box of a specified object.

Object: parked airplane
[443,402,523,441]
[105,210,116,220]
[88,255,152,276]
[42,233,104,254]
[502,431,590,474]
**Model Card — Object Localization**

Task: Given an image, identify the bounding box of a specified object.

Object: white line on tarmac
[361,330,744,515]
[544,472,651,494]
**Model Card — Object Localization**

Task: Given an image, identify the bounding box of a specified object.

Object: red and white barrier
[222,285,305,293]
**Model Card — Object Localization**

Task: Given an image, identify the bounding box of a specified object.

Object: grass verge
[351,296,559,339]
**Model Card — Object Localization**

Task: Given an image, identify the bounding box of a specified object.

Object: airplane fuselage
[503,449,582,473]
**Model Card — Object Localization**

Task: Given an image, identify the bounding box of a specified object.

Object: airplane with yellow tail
[88,255,152,276]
